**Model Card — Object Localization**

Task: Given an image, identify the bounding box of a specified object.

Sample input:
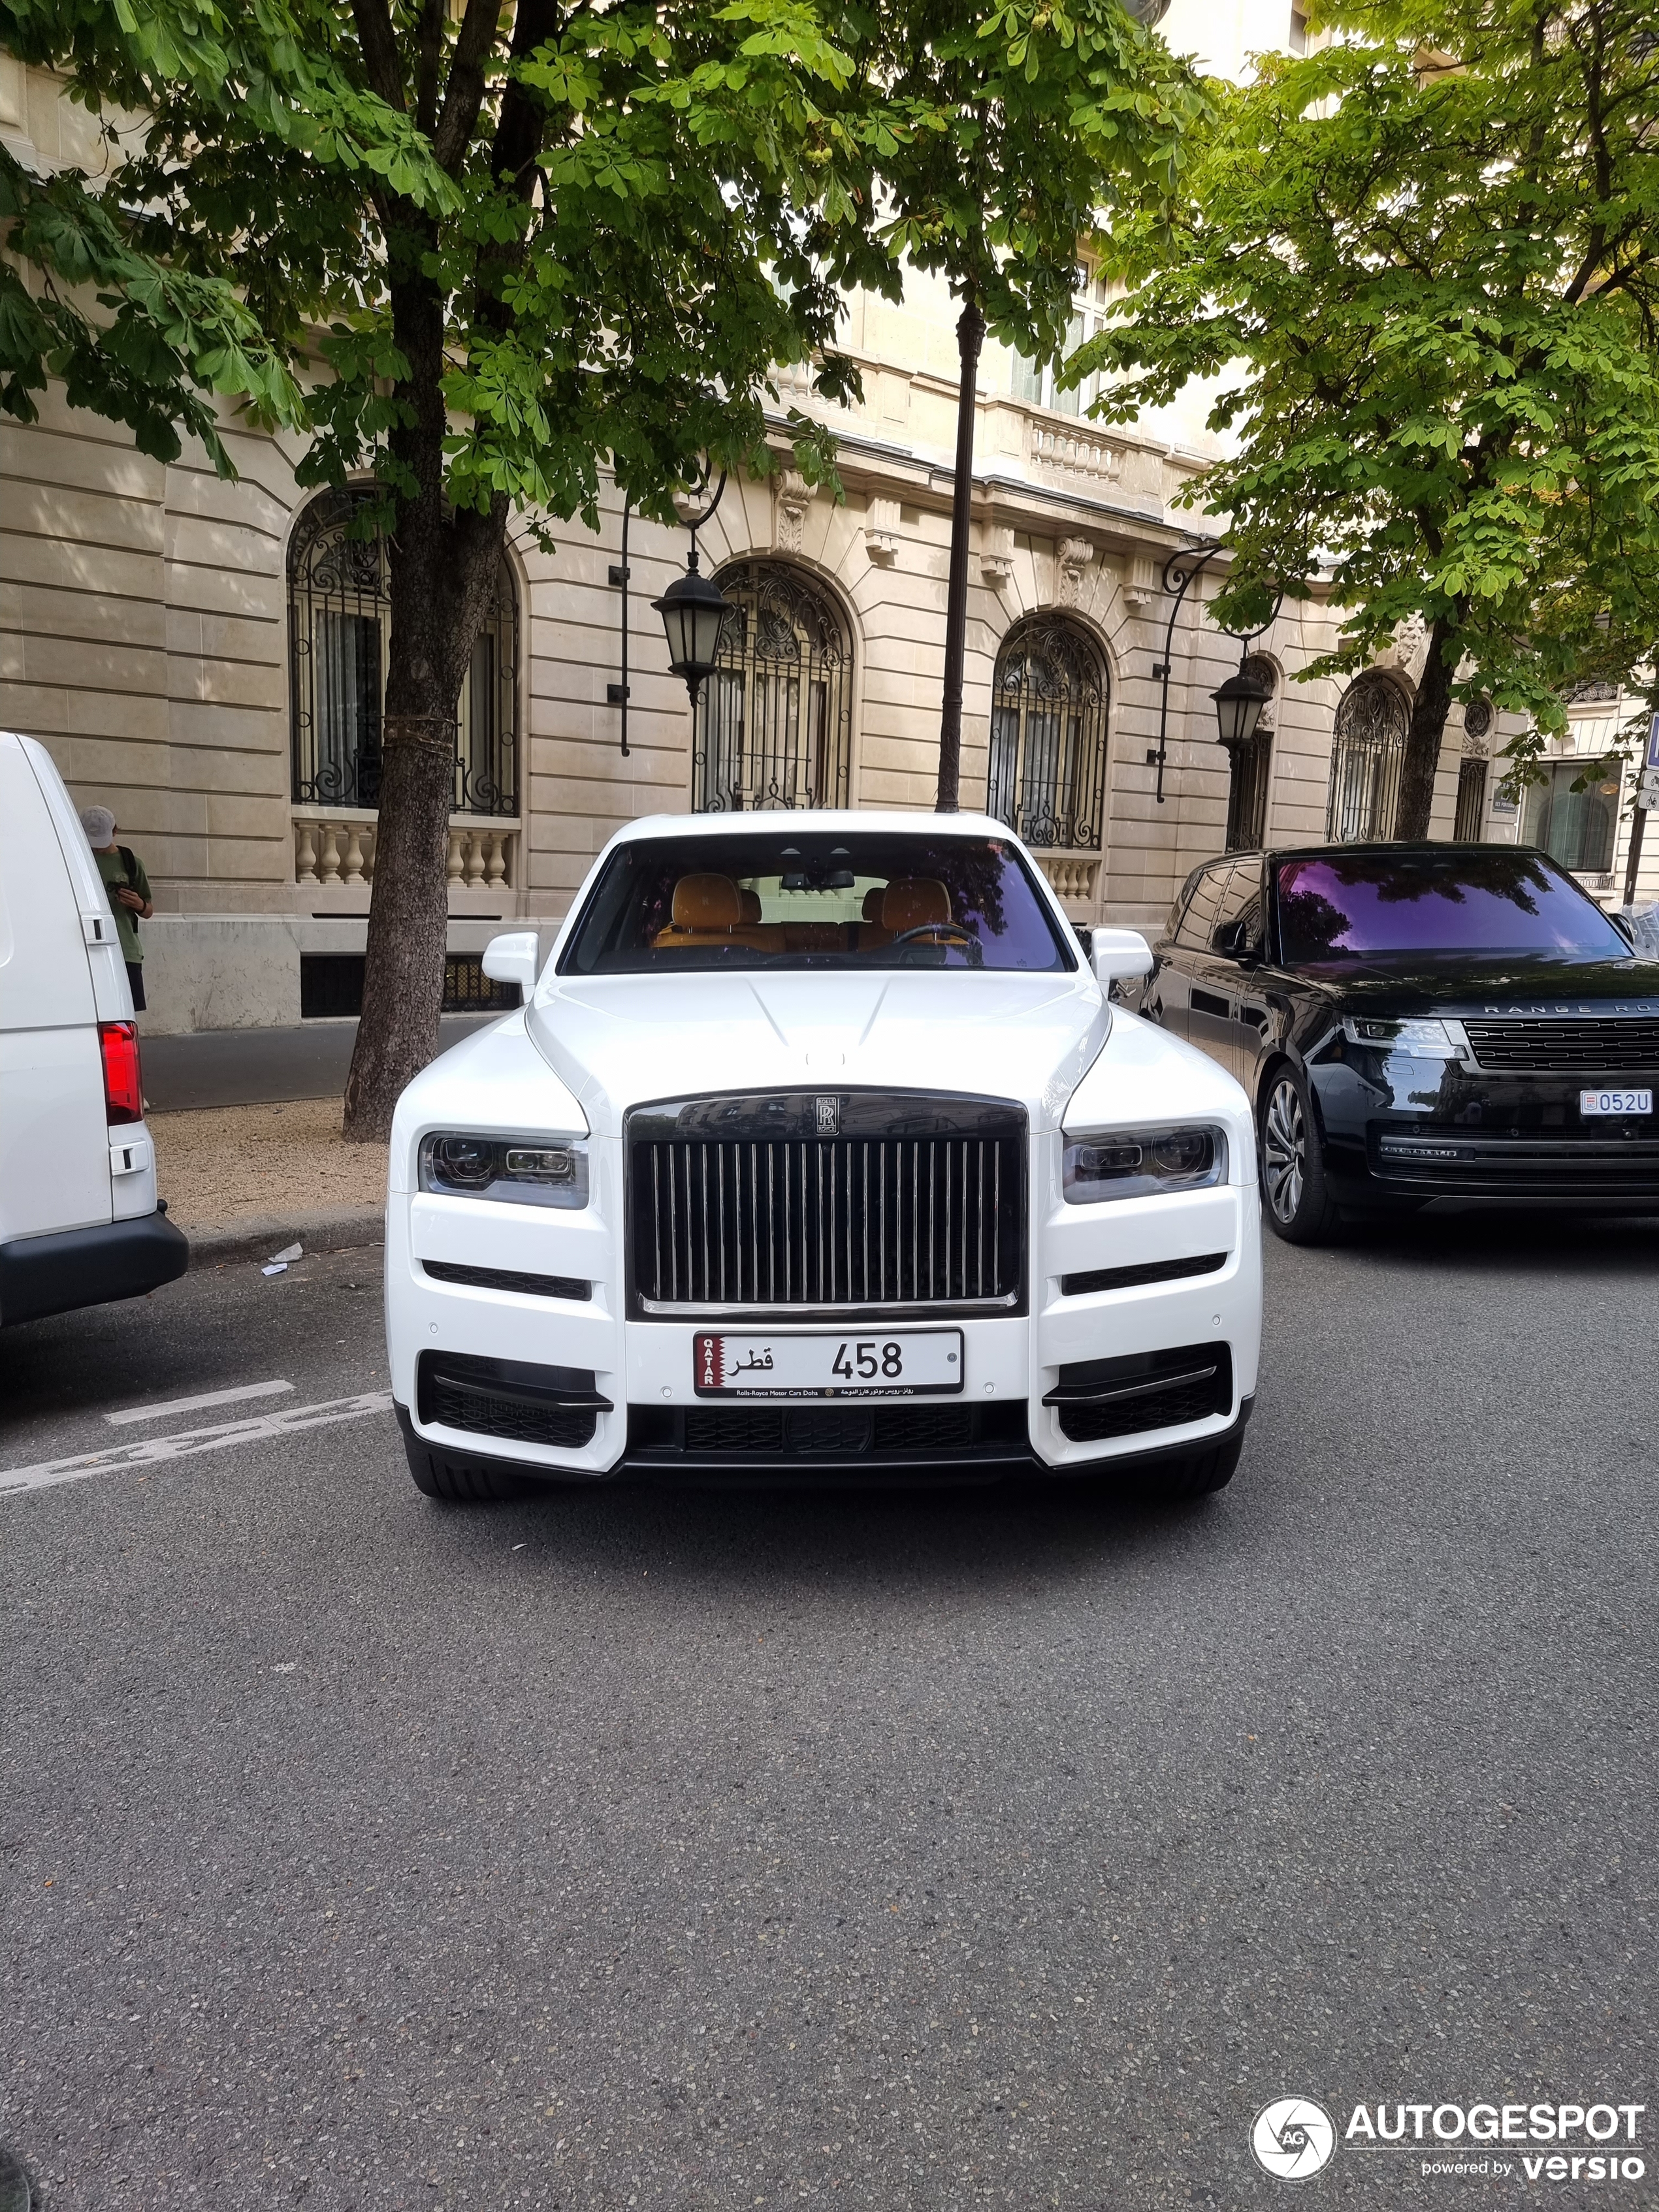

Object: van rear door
[0,733,115,1241]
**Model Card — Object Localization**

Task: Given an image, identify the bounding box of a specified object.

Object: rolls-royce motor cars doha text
[385,814,1263,1501]
[1133,841,1659,1243]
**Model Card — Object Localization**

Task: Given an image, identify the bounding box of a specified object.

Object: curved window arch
[288,487,519,816]
[694,561,854,812]
[988,615,1109,850]
[1326,671,1408,842]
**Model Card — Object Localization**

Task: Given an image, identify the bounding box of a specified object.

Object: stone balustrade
[1039,856,1101,903]
[293,810,518,892]
[1027,423,1121,486]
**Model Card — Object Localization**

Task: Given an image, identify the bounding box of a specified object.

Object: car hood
[526,970,1108,1135]
[1289,954,1659,1016]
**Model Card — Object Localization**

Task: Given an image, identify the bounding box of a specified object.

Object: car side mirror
[1612,910,1636,947]
[481,930,540,999]
[1090,928,1154,989]
[1214,915,1263,964]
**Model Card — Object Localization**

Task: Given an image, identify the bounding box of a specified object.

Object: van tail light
[99,1020,144,1124]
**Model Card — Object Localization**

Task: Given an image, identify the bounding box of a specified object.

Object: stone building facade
[3,13,1652,1036]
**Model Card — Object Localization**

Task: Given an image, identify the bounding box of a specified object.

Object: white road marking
[105,1379,295,1428]
[1,1391,396,1499]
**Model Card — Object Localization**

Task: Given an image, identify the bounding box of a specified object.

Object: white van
[0,729,187,1326]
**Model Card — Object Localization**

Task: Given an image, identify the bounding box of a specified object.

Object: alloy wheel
[1263,1077,1306,1224]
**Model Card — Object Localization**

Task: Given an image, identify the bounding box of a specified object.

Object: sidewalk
[141,1012,498,1112]
[144,1013,500,1266]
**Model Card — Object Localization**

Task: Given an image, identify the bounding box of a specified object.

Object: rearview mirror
[1090,928,1154,989]
[481,930,540,999]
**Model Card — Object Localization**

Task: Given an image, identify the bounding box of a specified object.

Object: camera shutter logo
[1251,2098,1336,2181]
[815,1096,839,1135]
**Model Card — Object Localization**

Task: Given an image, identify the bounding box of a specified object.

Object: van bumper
[0,1210,190,1327]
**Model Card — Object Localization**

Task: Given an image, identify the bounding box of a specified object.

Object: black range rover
[1134,842,1659,1242]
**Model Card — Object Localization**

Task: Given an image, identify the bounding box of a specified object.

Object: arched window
[694,562,854,813]
[988,615,1108,850]
[1226,654,1276,852]
[1326,672,1408,842]
[288,487,519,816]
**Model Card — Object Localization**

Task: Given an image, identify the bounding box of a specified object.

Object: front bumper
[398,1394,1257,1488]
[385,1176,1262,1484]
[1310,1056,1659,1203]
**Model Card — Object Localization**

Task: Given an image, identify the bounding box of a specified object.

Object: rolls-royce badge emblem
[816,1096,839,1134]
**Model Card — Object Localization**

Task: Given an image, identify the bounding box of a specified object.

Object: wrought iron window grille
[693,562,854,813]
[987,615,1108,851]
[289,487,519,818]
[1326,672,1409,842]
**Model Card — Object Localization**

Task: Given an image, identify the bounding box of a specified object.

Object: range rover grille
[628,1092,1025,1313]
[1462,1018,1659,1074]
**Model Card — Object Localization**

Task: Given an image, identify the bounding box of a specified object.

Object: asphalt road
[3,1213,1656,2210]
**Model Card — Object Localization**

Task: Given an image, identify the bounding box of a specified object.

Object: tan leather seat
[858,883,893,952]
[881,878,952,933]
[739,888,764,925]
[652,873,784,952]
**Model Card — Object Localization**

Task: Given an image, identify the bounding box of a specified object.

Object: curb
[180,1205,386,1270]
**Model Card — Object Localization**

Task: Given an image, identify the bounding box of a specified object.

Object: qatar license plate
[1580,1087,1652,1116]
[694,1329,963,1398]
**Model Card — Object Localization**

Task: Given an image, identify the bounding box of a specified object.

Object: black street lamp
[652,551,731,707]
[1148,540,1283,801]
[1211,658,1275,750]
[651,462,732,709]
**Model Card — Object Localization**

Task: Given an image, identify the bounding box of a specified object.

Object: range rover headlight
[1062,1125,1227,1204]
[1342,1016,1466,1058]
[419,1133,589,1209]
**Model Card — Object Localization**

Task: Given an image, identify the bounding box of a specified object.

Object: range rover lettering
[385,814,1263,1500]
[1135,842,1659,1242]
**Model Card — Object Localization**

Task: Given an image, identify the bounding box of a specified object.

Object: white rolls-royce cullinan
[385,812,1262,1501]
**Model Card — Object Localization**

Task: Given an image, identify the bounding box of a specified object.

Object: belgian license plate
[1580,1087,1652,1116]
[694,1329,963,1398]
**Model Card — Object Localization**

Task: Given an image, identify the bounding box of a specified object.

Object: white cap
[80,805,117,846]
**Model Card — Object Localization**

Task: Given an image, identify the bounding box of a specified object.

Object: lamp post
[1211,659,1274,750]
[652,553,731,709]
[1148,540,1282,801]
[650,464,733,710]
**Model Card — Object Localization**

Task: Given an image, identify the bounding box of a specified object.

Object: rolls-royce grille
[1463,1018,1659,1074]
[628,1091,1025,1313]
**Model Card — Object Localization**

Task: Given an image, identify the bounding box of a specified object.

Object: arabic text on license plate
[693,1330,964,1398]
[1580,1087,1652,1116]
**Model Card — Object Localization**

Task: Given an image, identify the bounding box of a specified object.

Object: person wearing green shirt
[80,805,154,1012]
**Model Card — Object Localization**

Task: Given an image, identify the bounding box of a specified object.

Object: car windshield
[1276,851,1630,964]
[558,832,1072,975]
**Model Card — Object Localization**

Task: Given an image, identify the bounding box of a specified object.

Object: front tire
[1259,1064,1344,1245]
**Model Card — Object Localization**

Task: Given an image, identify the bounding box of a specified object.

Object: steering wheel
[887,922,984,967]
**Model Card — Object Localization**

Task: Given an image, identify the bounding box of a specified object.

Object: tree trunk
[1394,613,1457,839]
[342,253,508,1143]
[937,289,984,814]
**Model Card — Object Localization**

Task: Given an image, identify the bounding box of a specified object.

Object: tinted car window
[1211,859,1263,950]
[1276,851,1630,963]
[1173,863,1230,950]
[560,832,1073,974]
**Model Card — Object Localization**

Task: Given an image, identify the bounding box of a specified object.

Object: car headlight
[1062,1125,1227,1204]
[419,1132,589,1209]
[1342,1016,1465,1058]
